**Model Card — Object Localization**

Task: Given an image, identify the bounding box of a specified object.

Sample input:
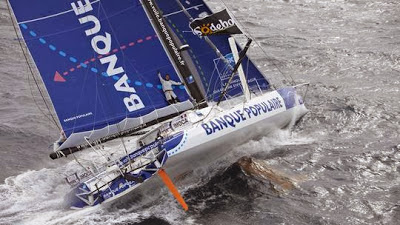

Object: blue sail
[155,0,270,101]
[9,0,193,149]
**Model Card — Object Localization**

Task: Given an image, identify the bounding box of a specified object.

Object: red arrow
[54,71,66,82]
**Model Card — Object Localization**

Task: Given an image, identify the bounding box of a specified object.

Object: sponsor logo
[71,0,145,112]
[63,112,93,123]
[192,19,236,36]
[146,0,185,66]
[190,9,242,37]
[103,180,135,200]
[120,141,159,165]
[201,97,284,135]
[171,114,189,130]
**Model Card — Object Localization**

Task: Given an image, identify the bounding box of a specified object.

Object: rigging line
[172,0,236,116]
[69,4,123,154]
[70,53,92,134]
[85,5,114,154]
[245,51,251,97]
[98,3,135,168]
[173,0,234,71]
[200,58,231,122]
[70,2,108,136]
[6,0,61,131]
[205,61,221,100]
[71,151,98,178]
[143,1,203,108]
[26,63,58,129]
[218,0,296,86]
[97,2,156,82]
[88,63,111,161]
[216,38,253,106]
[85,137,109,161]
[99,0,162,120]
[23,43,57,126]
[198,55,241,122]
[20,5,140,43]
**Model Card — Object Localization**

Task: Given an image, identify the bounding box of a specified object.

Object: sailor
[158,71,182,104]
[53,130,66,151]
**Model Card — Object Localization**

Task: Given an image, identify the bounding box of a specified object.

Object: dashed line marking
[20,23,185,89]
[29,31,37,37]
[69,57,77,63]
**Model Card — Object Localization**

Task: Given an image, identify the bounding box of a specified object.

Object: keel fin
[158,169,188,211]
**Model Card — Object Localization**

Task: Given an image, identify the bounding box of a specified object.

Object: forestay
[9,0,194,149]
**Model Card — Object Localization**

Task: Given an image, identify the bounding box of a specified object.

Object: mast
[173,0,234,70]
[173,0,253,102]
[141,0,207,107]
[150,1,270,103]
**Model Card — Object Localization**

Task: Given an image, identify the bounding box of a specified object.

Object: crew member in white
[158,71,182,104]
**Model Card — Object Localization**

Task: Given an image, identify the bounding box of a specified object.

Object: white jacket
[158,73,182,92]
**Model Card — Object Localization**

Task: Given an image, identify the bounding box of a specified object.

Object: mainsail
[8,0,198,150]
[8,0,271,156]
[156,0,270,101]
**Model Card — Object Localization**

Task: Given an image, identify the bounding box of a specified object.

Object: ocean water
[0,0,399,224]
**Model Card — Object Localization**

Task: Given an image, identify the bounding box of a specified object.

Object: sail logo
[146,0,185,66]
[189,9,242,37]
[201,97,284,135]
[103,180,135,200]
[71,0,145,112]
[192,19,236,36]
[223,53,236,66]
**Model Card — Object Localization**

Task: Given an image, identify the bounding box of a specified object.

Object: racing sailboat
[7,0,308,210]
